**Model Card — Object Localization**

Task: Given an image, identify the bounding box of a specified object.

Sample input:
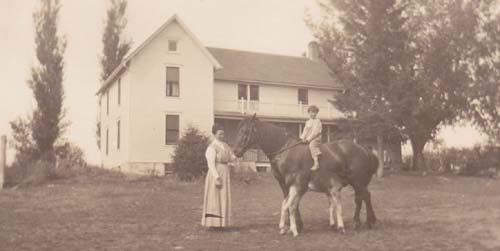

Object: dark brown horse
[232,115,379,237]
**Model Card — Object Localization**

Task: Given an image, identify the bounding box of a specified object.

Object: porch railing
[215,98,343,119]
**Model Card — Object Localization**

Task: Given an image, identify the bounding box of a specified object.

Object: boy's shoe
[311,164,320,171]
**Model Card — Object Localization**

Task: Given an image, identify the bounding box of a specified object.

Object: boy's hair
[212,123,224,134]
[307,105,319,113]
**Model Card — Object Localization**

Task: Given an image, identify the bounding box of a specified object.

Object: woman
[201,124,237,229]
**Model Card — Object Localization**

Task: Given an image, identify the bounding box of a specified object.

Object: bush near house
[172,126,210,181]
[423,145,500,177]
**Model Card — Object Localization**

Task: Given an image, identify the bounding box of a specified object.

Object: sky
[0,0,488,165]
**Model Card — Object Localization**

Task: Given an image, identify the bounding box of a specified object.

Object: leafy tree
[29,0,66,163]
[466,1,500,144]
[97,0,131,149]
[172,126,210,181]
[308,0,498,172]
[307,0,408,176]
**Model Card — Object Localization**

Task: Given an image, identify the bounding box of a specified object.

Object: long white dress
[201,139,236,227]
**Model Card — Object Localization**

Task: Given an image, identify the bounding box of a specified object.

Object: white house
[97,15,344,175]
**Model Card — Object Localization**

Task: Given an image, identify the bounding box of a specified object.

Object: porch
[214,99,343,121]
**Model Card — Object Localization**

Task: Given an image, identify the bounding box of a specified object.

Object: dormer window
[168,40,178,52]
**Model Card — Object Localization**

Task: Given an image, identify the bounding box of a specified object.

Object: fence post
[0,135,6,190]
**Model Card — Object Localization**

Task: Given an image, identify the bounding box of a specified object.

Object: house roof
[96,14,222,95]
[207,47,342,90]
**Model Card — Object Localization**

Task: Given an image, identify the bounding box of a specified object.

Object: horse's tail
[370,151,380,176]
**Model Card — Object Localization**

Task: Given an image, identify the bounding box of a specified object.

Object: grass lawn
[1,171,500,251]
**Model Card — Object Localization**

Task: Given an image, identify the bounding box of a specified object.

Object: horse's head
[233,113,259,157]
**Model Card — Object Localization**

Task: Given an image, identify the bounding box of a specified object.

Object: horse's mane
[256,119,301,142]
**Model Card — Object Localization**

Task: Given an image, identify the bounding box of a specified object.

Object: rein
[267,133,321,156]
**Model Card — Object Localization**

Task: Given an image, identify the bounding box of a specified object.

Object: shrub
[171,126,210,181]
[53,142,88,179]
[432,145,500,176]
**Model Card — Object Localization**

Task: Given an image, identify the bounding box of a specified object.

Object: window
[165,115,180,144]
[106,91,109,115]
[298,89,308,104]
[250,85,259,101]
[117,120,121,150]
[105,128,109,155]
[168,40,178,52]
[117,78,121,105]
[166,67,180,97]
[238,84,247,100]
[237,84,259,100]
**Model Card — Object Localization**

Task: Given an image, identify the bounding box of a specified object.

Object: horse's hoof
[330,224,337,230]
[279,228,287,235]
[354,222,362,230]
[338,227,346,234]
[292,232,299,238]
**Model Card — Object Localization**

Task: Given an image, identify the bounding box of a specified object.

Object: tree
[308,0,496,172]
[97,0,131,149]
[467,2,500,144]
[307,0,408,177]
[172,126,210,181]
[29,0,66,163]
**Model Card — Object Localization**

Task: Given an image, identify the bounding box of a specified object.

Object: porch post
[327,125,331,142]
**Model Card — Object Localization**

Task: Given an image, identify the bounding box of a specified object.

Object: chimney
[306,41,320,62]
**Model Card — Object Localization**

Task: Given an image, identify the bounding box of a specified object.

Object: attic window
[168,40,178,52]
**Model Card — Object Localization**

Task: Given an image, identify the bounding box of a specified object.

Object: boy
[300,105,322,171]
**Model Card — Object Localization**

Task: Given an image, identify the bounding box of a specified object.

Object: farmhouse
[96,15,345,175]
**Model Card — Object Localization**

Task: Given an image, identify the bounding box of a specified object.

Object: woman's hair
[212,123,224,134]
[307,105,319,113]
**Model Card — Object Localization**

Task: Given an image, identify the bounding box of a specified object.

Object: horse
[232,114,379,237]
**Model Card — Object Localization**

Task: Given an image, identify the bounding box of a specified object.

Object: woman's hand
[215,176,223,189]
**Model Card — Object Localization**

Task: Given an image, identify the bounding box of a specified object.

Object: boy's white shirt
[301,118,322,141]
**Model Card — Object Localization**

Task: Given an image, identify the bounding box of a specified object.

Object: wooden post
[0,135,6,189]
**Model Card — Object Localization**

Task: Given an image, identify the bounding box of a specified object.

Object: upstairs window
[117,120,121,150]
[298,89,308,104]
[238,84,247,100]
[117,78,121,105]
[106,91,109,115]
[166,67,180,97]
[168,40,178,52]
[250,85,259,101]
[237,84,259,101]
[165,115,180,145]
[105,128,109,155]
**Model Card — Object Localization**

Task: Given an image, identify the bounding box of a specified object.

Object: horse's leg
[279,196,290,235]
[353,188,363,230]
[329,185,345,234]
[364,189,377,228]
[277,180,290,235]
[286,185,301,237]
[296,206,304,233]
[327,193,336,229]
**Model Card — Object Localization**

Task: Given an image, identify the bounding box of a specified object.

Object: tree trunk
[376,135,384,178]
[410,137,427,174]
[0,135,6,189]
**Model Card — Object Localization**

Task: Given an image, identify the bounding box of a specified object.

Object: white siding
[100,71,131,168]
[214,80,343,120]
[127,20,214,164]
